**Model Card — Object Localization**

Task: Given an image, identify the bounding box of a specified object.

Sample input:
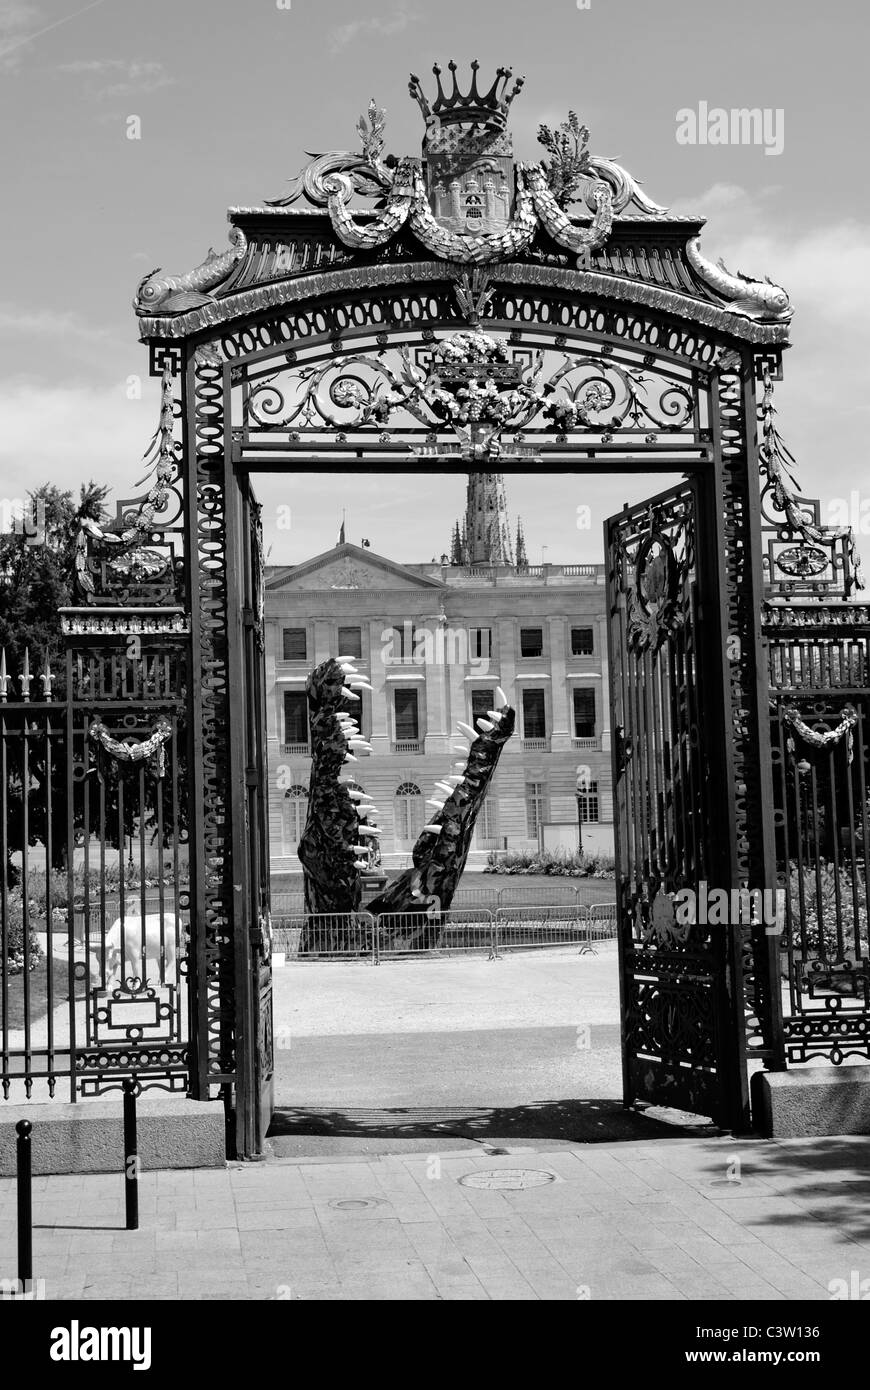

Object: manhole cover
[458,1168,557,1191]
[327,1198,385,1211]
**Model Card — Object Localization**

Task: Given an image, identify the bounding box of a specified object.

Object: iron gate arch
[33,60,865,1154]
[149,280,783,1148]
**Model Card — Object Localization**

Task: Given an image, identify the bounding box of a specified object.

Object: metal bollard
[123,1079,139,1231]
[16,1119,32,1293]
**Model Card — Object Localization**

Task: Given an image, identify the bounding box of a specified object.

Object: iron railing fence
[766,616,870,1066]
[1,670,68,1101]
[1,643,190,1104]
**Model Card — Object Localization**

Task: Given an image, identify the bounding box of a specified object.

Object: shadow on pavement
[267,1097,720,1157]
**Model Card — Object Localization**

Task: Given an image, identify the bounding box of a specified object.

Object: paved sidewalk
[2,1135,868,1300]
[274,943,620,1037]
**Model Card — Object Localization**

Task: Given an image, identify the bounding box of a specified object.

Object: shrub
[786,861,868,961]
[22,864,190,916]
[2,895,42,974]
[484,848,615,878]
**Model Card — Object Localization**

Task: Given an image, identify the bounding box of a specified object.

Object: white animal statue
[89,913,179,990]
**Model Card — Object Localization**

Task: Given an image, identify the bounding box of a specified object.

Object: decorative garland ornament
[74,361,181,597]
[88,715,173,777]
[758,368,864,593]
[782,703,859,764]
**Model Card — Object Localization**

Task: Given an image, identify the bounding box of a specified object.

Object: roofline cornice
[137,257,790,347]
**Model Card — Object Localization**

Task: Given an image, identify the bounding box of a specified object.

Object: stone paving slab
[1,1134,868,1300]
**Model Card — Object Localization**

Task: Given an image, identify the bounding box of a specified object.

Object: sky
[1,0,868,567]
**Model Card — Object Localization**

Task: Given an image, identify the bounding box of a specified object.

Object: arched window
[395,781,423,845]
[283,785,308,850]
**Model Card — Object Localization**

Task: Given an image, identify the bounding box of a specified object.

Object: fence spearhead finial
[40,654,54,701]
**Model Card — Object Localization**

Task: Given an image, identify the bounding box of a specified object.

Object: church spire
[464,472,514,565]
[515,516,528,571]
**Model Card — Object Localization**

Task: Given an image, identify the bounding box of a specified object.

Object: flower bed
[484,848,615,878]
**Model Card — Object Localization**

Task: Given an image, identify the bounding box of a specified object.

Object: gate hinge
[242,607,255,628]
[245,768,259,787]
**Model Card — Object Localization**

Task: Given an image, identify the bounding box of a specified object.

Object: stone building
[263,523,613,870]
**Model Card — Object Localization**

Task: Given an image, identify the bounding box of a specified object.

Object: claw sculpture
[367,690,516,944]
[297,657,376,925]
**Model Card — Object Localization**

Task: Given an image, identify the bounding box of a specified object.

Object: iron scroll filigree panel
[606,481,734,1123]
[232,324,710,469]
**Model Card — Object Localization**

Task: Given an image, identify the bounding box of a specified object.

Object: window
[520,627,543,658]
[571,627,594,656]
[389,623,417,659]
[469,627,492,660]
[282,627,307,661]
[476,795,499,848]
[525,782,545,841]
[577,780,600,823]
[395,782,424,843]
[522,689,546,739]
[283,691,309,747]
[282,786,308,849]
[573,689,596,738]
[337,626,362,659]
[470,688,495,726]
[394,688,420,742]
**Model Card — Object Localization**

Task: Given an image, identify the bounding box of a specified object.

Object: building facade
[264,542,613,870]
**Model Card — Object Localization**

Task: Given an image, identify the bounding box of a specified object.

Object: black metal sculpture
[297,656,375,917]
[368,688,515,940]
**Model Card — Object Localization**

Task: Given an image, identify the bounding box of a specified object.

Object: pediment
[266,543,445,592]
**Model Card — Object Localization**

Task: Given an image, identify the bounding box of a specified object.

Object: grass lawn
[2,956,69,1030]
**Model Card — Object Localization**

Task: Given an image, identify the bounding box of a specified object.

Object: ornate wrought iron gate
[224,474,273,1155]
[605,479,747,1125]
[12,60,864,1155]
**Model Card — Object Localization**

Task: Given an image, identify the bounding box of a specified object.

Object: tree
[0,483,109,874]
[0,482,109,666]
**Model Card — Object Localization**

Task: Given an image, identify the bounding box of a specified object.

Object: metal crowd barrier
[270,902,618,962]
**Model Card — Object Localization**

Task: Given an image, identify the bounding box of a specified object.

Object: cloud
[0,0,39,31]
[0,0,114,73]
[0,304,128,380]
[0,379,162,504]
[668,184,870,323]
[58,56,174,99]
[0,303,113,345]
[666,185,870,534]
[329,3,421,52]
[0,1,41,71]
